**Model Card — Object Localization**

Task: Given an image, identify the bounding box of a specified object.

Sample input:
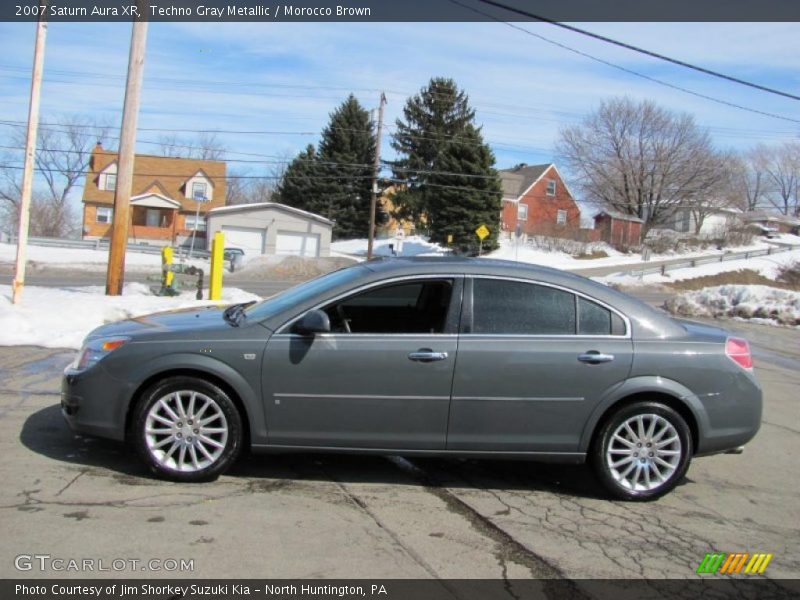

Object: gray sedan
[61,258,762,500]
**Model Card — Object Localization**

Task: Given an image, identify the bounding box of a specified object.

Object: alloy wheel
[144,390,229,472]
[606,413,682,492]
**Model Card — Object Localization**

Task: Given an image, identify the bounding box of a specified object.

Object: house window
[517,203,528,221]
[546,179,556,196]
[185,214,206,231]
[104,174,117,191]
[96,206,113,223]
[191,182,207,201]
[556,209,567,225]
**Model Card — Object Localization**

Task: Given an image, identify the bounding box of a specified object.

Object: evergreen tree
[390,78,475,226]
[427,124,502,253]
[316,95,376,239]
[273,144,321,213]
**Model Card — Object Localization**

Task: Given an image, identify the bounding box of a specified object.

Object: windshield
[244,265,367,322]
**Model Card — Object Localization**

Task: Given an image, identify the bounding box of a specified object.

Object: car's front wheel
[592,402,692,501]
[132,376,243,482]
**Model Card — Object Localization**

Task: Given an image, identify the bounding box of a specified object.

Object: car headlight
[72,337,130,371]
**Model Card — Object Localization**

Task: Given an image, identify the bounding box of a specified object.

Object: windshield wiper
[222,301,256,327]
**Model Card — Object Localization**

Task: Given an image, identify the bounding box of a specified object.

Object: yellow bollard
[161,246,174,289]
[209,231,224,301]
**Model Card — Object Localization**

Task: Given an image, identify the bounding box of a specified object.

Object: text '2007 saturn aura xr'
[62,257,762,500]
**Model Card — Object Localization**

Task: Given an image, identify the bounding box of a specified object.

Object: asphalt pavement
[0,317,797,584]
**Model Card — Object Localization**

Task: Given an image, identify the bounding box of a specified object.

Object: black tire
[132,376,243,482]
[591,401,692,501]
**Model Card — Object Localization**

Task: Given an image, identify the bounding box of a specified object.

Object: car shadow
[23,404,612,500]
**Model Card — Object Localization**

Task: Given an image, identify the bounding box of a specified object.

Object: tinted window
[578,297,625,335]
[325,280,453,334]
[472,279,576,335]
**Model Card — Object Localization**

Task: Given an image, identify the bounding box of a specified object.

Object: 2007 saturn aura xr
[62,258,762,500]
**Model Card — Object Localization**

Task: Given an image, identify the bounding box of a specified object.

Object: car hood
[85,305,233,340]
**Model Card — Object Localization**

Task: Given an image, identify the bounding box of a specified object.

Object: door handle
[408,349,449,363]
[578,351,615,364]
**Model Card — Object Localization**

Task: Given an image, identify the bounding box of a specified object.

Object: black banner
[3,0,800,23]
[4,579,800,600]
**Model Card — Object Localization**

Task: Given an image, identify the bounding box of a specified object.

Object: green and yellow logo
[696,552,773,575]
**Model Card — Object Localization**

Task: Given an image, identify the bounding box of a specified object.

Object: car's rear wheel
[592,402,692,501]
[132,376,242,482]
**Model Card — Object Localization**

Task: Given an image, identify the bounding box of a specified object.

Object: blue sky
[0,20,798,200]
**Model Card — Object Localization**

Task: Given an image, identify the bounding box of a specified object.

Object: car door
[447,277,633,453]
[261,276,463,449]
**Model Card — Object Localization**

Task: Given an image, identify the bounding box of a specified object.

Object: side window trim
[276,274,464,336]
[462,276,630,338]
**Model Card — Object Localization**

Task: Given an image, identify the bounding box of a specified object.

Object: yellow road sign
[475,224,490,240]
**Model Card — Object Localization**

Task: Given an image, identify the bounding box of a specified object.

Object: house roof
[82,143,226,213]
[742,210,800,225]
[208,202,334,226]
[499,164,552,199]
[594,210,644,223]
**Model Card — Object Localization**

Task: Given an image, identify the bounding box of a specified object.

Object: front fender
[577,375,709,453]
[119,352,268,445]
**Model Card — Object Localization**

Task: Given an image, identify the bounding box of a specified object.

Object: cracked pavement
[0,315,797,589]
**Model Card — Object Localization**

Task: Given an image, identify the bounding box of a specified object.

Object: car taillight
[726,337,752,369]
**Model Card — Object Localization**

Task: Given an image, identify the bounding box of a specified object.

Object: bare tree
[557,98,726,235]
[0,115,110,237]
[725,151,765,212]
[157,132,226,160]
[753,142,800,215]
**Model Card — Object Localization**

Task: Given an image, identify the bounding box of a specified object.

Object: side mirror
[294,309,331,335]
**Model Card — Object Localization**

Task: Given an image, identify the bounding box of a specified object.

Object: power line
[449,0,800,125]
[0,162,761,212]
[474,0,800,102]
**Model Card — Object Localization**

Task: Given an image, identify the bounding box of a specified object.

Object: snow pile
[331,236,448,257]
[0,283,261,349]
[664,285,800,327]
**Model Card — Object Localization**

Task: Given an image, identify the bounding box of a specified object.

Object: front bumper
[61,365,130,442]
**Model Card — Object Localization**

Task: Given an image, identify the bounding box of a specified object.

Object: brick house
[499,164,581,238]
[81,143,226,246]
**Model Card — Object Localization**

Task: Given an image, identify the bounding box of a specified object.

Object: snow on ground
[0,283,261,349]
[665,285,800,327]
[331,236,448,258]
[0,242,207,272]
[596,248,800,287]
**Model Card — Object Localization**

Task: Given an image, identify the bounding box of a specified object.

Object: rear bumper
[61,366,129,442]
[694,373,762,456]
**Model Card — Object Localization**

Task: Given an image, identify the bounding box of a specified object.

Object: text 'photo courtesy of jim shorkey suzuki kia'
[61,258,762,501]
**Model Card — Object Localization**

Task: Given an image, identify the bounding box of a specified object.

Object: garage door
[276,232,319,257]
[221,226,265,255]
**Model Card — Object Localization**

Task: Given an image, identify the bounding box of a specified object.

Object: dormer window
[98,162,118,191]
[191,182,208,200]
[185,170,214,201]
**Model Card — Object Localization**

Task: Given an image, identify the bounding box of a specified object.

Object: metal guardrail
[7,236,210,259]
[624,244,793,277]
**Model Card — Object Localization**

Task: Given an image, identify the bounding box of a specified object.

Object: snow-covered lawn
[331,236,448,258]
[0,242,207,272]
[665,285,800,327]
[596,248,800,287]
[0,283,260,349]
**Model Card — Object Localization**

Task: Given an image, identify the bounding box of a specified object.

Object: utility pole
[106,11,148,295]
[366,92,386,259]
[12,2,48,305]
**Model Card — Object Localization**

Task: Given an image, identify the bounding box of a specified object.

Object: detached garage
[206,202,333,258]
